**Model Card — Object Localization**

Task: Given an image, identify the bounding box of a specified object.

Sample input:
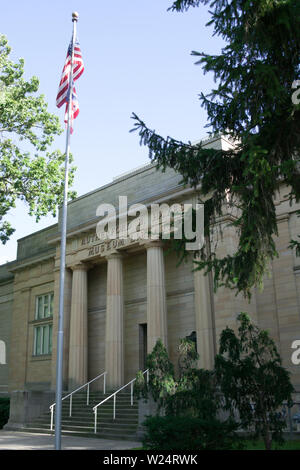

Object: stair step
[20,388,141,442]
[33,413,139,420]
[61,404,138,408]
[25,421,138,431]
[62,392,134,396]
[61,399,138,402]
[32,420,138,428]
[22,429,138,441]
[21,424,139,441]
[32,415,138,425]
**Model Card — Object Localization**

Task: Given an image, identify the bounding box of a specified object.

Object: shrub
[0,398,10,429]
[142,415,244,450]
[215,312,294,450]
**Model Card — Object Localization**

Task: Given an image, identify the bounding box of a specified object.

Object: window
[33,324,53,356]
[35,293,54,320]
[33,292,54,356]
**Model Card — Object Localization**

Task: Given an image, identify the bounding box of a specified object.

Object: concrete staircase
[23,392,140,441]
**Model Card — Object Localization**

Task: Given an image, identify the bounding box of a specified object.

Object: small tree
[134,337,242,450]
[167,338,219,419]
[177,337,199,376]
[134,338,176,412]
[215,312,294,450]
[0,35,76,243]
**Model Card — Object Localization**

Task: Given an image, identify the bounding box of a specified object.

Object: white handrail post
[113,394,116,420]
[131,382,133,406]
[87,383,90,405]
[50,406,54,431]
[69,394,72,417]
[147,369,149,383]
[104,373,106,394]
[94,408,97,434]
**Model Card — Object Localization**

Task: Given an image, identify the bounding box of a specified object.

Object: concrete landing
[0,430,140,450]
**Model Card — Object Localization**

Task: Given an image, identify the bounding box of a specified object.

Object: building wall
[165,253,195,370]
[0,265,13,395]
[123,252,147,384]
[0,151,299,426]
[8,259,55,392]
[87,263,107,389]
[86,250,196,385]
[2,205,300,394]
[211,187,300,390]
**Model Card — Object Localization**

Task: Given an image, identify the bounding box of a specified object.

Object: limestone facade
[0,135,299,426]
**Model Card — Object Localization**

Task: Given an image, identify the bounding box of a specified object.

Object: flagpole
[54,11,78,451]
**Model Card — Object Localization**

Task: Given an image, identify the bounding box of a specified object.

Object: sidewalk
[0,430,140,450]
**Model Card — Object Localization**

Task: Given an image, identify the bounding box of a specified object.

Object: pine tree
[131,0,300,298]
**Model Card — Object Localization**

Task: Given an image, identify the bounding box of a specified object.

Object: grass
[131,440,300,451]
[244,439,300,450]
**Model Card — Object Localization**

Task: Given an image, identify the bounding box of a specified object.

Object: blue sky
[0,0,224,264]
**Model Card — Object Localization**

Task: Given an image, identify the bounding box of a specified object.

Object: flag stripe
[64,83,79,134]
[56,39,84,107]
[56,38,84,131]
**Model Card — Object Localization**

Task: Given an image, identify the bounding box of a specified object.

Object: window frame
[35,292,54,320]
[33,323,53,356]
[33,292,54,356]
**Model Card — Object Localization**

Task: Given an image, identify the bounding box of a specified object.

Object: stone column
[146,241,168,353]
[193,256,215,370]
[68,264,88,390]
[271,215,300,372]
[51,267,72,391]
[105,253,124,391]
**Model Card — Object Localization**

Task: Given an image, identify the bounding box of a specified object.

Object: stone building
[0,135,299,430]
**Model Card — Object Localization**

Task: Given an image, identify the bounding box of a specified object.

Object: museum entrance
[139,323,147,370]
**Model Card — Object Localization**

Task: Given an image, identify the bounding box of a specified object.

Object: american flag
[64,81,79,134]
[56,38,84,131]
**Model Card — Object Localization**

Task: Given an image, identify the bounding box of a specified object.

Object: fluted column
[193,256,215,369]
[105,253,124,391]
[146,241,168,353]
[51,267,72,391]
[68,264,88,390]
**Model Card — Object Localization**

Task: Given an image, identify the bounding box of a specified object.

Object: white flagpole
[54,11,78,451]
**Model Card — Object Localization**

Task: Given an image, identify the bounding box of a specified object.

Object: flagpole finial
[72,11,79,22]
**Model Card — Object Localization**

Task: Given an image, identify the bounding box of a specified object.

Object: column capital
[105,251,124,261]
[70,262,90,272]
[144,240,164,250]
[276,213,290,224]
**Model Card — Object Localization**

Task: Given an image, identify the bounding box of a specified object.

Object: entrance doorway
[139,323,147,370]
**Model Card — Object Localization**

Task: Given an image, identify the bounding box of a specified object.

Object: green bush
[0,398,10,429]
[142,415,244,450]
[136,338,244,450]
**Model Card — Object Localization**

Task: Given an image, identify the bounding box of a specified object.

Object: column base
[5,390,55,429]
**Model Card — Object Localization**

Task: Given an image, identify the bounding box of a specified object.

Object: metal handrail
[93,369,149,434]
[50,371,107,431]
